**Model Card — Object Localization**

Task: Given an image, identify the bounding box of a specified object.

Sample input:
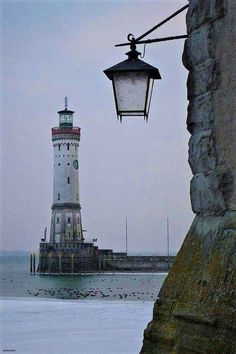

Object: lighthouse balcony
[52,127,80,141]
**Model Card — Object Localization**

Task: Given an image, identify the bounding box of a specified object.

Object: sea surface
[1,255,167,354]
[0,255,167,301]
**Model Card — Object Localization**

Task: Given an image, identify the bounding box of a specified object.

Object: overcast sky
[1,0,193,254]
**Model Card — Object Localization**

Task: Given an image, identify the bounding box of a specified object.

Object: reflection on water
[0,256,167,301]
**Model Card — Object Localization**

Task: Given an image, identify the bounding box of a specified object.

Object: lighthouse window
[67,143,70,150]
[67,163,70,166]
[58,144,61,151]
[75,145,77,151]
[67,217,71,224]
[77,218,80,223]
[56,217,60,224]
[58,193,60,200]
[67,177,70,184]
[76,193,78,201]
[58,163,60,166]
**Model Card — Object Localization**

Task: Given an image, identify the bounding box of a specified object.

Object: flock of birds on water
[27,277,157,300]
[3,275,163,301]
[27,286,156,300]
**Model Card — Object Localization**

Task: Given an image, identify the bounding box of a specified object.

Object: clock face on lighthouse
[73,160,79,169]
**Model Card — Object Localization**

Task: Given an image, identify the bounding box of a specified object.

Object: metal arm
[115,35,188,47]
[115,4,189,48]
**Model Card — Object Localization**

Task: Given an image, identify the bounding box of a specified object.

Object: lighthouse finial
[65,97,68,110]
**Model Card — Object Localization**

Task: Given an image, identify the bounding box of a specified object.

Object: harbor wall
[35,251,174,274]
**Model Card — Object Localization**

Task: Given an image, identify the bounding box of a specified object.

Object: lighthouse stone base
[38,242,101,273]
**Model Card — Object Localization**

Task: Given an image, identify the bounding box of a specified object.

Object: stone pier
[141,1,236,353]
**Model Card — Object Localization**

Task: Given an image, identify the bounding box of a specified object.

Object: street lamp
[104,36,161,122]
[104,4,189,122]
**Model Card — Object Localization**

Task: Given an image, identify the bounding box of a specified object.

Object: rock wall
[140,1,236,353]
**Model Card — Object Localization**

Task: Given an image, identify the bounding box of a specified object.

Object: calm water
[0,255,167,301]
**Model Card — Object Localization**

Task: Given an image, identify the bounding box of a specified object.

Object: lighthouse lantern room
[58,97,74,127]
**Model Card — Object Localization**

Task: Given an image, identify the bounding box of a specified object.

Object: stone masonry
[140,1,236,353]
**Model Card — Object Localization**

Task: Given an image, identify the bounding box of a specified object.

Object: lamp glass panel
[146,78,154,115]
[113,71,149,114]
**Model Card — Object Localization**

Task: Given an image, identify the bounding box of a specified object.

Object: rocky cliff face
[140,1,236,353]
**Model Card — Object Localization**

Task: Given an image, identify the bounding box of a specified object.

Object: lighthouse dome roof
[58,109,74,114]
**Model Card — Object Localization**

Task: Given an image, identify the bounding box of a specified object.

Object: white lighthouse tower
[49,98,83,248]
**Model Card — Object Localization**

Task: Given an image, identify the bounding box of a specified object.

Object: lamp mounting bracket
[115,4,189,48]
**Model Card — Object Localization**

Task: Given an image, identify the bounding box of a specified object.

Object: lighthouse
[39,98,102,273]
[49,98,83,248]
